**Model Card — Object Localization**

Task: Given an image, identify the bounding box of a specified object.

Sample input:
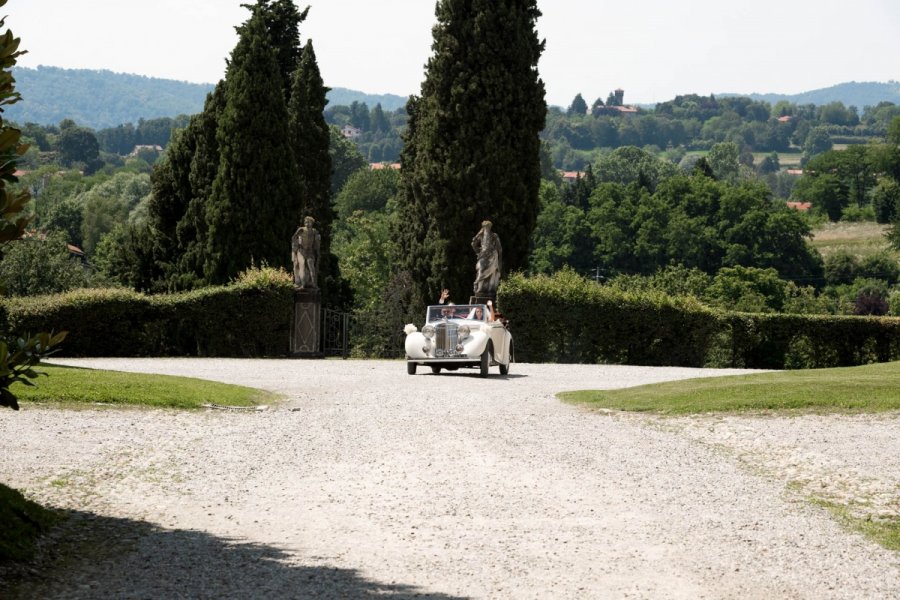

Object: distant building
[785,169,804,176]
[560,170,584,183]
[341,125,362,139]
[786,201,812,211]
[370,162,401,170]
[592,89,638,117]
[128,144,163,157]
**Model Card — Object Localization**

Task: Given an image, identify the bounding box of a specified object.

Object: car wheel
[479,346,491,378]
[407,361,416,375]
[499,341,512,375]
[431,366,441,374]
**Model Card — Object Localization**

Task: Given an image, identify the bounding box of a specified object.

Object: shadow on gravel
[2,510,467,600]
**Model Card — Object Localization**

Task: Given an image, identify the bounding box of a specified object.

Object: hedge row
[498,270,900,369]
[0,280,293,357]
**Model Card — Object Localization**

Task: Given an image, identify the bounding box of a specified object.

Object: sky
[10,0,900,107]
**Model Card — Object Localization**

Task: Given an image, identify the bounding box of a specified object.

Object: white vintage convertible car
[405,304,513,377]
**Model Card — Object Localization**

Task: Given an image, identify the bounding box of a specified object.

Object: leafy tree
[396,0,546,305]
[0,1,66,410]
[77,172,150,254]
[823,250,859,286]
[858,251,900,286]
[706,266,788,313]
[803,126,832,159]
[335,167,400,219]
[529,181,591,274]
[329,125,367,197]
[706,142,741,184]
[56,125,100,168]
[0,231,89,296]
[567,93,587,117]
[872,178,900,223]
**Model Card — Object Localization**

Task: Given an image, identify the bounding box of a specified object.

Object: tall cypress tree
[396,0,546,305]
[203,7,302,283]
[255,0,308,99]
[288,40,346,305]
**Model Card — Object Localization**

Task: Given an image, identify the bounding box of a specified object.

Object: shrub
[498,270,900,369]
[1,275,293,357]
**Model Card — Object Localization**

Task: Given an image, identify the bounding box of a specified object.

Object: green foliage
[76,172,150,254]
[204,8,301,284]
[332,168,401,310]
[396,0,547,307]
[824,249,859,285]
[499,270,900,369]
[0,330,66,410]
[707,266,788,313]
[0,230,90,296]
[0,274,293,357]
[581,174,823,282]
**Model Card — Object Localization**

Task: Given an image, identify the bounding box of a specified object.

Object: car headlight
[422,324,435,339]
[457,324,470,338]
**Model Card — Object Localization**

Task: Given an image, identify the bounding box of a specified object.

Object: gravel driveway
[2,359,899,599]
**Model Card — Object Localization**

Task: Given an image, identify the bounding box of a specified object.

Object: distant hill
[722,81,900,109]
[7,66,215,129]
[7,66,898,129]
[6,66,408,129]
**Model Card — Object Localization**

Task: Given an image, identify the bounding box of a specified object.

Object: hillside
[7,66,407,129]
[729,81,900,109]
[7,66,898,130]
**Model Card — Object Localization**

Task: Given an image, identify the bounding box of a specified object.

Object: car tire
[407,361,416,375]
[499,340,512,375]
[479,346,491,378]
[431,366,441,374]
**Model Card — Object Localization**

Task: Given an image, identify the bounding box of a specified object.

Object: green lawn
[560,361,900,414]
[11,365,274,409]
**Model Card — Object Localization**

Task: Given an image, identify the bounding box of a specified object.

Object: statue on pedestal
[292,216,320,289]
[472,220,502,296]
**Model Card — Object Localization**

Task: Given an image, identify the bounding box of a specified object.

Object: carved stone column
[291,287,322,357]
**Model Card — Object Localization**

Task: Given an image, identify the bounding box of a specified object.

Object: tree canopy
[396,0,547,306]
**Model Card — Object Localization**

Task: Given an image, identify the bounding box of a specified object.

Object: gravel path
[2,359,899,599]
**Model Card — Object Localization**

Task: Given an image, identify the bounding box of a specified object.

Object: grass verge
[11,365,274,409]
[811,498,900,552]
[559,361,900,414]
[0,483,61,562]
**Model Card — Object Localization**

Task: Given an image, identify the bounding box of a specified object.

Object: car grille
[434,322,460,357]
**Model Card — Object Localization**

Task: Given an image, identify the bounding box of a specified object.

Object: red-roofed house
[786,201,812,211]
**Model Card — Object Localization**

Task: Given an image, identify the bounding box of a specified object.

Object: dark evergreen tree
[567,93,587,117]
[203,7,302,283]
[289,40,348,307]
[254,0,308,98]
[396,0,546,306]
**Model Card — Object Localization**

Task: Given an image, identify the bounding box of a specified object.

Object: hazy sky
[11,0,900,107]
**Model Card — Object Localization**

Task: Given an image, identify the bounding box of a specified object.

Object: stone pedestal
[291,287,322,357]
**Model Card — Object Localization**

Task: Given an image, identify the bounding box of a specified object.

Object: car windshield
[427,304,487,323]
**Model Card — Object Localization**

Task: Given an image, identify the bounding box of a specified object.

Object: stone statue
[292,216,321,289]
[472,220,502,296]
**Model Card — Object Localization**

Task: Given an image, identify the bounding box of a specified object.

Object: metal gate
[320,308,351,357]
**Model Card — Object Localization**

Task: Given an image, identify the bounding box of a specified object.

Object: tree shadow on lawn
[2,509,467,600]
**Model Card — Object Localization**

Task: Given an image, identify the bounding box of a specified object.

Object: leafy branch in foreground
[0,331,67,410]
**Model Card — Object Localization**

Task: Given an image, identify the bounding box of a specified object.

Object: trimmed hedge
[498,270,900,369]
[1,280,293,357]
